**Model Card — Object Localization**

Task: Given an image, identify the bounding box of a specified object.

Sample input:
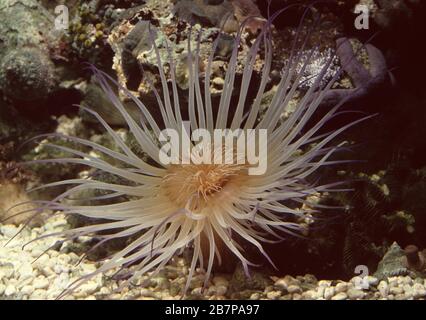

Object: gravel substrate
[1,215,426,300]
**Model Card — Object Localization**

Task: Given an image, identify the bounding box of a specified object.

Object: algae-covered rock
[0,0,60,101]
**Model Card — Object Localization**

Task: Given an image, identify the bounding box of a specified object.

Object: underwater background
[0,0,426,300]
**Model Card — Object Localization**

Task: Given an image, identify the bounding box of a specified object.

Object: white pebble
[1,225,18,238]
[413,283,426,299]
[347,288,365,299]
[318,280,332,287]
[17,263,34,280]
[335,282,348,293]
[266,291,281,300]
[274,278,288,291]
[215,285,227,296]
[324,287,335,300]
[33,277,49,290]
[5,284,16,296]
[30,289,47,299]
[331,292,348,300]
[21,285,34,295]
[390,287,404,295]
[378,281,389,297]
[366,276,379,286]
[212,276,228,287]
[287,285,302,294]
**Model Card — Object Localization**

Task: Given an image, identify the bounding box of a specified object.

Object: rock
[0,0,60,103]
[374,242,409,280]
[0,47,57,101]
[229,263,272,293]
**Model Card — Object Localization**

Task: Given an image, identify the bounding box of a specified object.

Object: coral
[317,37,390,108]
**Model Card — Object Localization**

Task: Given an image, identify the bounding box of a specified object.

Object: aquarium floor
[0,214,425,300]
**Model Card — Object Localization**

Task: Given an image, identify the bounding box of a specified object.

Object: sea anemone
[13,9,371,298]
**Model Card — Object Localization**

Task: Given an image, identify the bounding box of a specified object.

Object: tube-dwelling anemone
[17,10,370,298]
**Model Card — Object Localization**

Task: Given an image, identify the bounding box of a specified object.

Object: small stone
[274,278,288,291]
[378,281,389,297]
[212,276,228,287]
[0,262,15,278]
[216,285,227,296]
[331,292,348,300]
[316,286,325,299]
[347,288,365,299]
[324,287,335,300]
[212,77,224,87]
[287,285,302,294]
[17,263,33,280]
[335,282,348,293]
[266,290,281,300]
[30,289,47,299]
[302,290,317,300]
[366,276,379,286]
[398,276,412,286]
[21,285,34,295]
[5,284,16,296]
[33,277,49,290]
[412,283,426,299]
[250,292,260,300]
[0,225,18,238]
[389,287,404,295]
[318,280,332,287]
[395,293,406,300]
[292,293,302,300]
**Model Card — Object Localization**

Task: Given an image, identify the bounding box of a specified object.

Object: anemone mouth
[161,162,247,212]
